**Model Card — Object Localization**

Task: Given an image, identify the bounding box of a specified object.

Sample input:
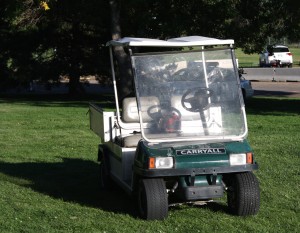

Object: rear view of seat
[170,95,200,121]
[171,95,222,135]
[171,95,204,134]
[121,96,160,147]
[122,96,160,123]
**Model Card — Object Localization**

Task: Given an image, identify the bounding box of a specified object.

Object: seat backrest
[122,96,160,123]
[171,95,200,121]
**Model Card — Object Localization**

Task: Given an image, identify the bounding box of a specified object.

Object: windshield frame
[127,47,247,143]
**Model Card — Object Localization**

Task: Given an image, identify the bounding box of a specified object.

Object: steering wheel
[181,87,212,112]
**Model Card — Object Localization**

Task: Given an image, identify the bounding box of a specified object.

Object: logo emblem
[176,148,226,155]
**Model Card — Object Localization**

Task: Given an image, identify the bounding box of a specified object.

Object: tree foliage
[1,0,111,93]
[1,0,299,93]
[120,0,299,53]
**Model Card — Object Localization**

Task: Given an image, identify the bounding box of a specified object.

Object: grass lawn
[0,95,299,232]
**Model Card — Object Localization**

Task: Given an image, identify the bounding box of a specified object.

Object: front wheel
[225,172,260,216]
[137,178,168,220]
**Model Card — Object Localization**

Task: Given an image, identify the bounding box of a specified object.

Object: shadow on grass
[0,158,137,217]
[0,93,115,108]
[168,196,229,215]
[245,97,300,115]
[0,158,231,218]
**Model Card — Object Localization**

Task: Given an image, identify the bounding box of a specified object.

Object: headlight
[230,153,246,165]
[149,157,174,169]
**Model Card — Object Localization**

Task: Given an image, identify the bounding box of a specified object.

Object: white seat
[122,96,160,123]
[170,95,201,121]
[121,96,160,147]
[122,134,142,147]
[170,95,222,135]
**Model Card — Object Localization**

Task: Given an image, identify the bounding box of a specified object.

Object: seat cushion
[123,134,142,147]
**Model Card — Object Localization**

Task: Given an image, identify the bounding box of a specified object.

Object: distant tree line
[0,0,299,94]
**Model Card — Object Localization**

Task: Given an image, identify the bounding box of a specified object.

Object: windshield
[131,49,247,143]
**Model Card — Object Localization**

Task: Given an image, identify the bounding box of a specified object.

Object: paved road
[243,67,300,82]
[251,82,300,98]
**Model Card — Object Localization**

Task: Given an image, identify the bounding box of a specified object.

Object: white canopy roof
[107,36,234,47]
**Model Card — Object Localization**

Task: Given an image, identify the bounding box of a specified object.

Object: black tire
[137,178,168,220]
[259,60,263,67]
[226,172,260,216]
[99,156,112,190]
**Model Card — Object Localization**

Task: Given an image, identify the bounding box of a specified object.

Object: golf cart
[89,36,260,220]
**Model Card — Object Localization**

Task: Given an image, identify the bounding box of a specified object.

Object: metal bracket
[190,171,196,186]
[211,173,217,185]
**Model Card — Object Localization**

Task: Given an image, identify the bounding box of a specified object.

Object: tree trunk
[68,21,85,96]
[109,0,133,101]
[69,72,85,96]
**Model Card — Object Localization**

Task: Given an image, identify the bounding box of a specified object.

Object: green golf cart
[89,36,260,220]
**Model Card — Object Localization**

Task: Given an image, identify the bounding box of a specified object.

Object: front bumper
[134,163,258,177]
[269,59,292,65]
[179,184,224,200]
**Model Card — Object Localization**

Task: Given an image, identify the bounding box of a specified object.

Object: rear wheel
[99,155,112,190]
[137,178,168,220]
[259,60,264,67]
[226,172,260,216]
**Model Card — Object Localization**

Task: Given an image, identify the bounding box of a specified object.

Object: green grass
[0,95,299,232]
[235,47,300,67]
[290,46,300,65]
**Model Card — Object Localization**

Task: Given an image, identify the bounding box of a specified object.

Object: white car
[259,45,293,67]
